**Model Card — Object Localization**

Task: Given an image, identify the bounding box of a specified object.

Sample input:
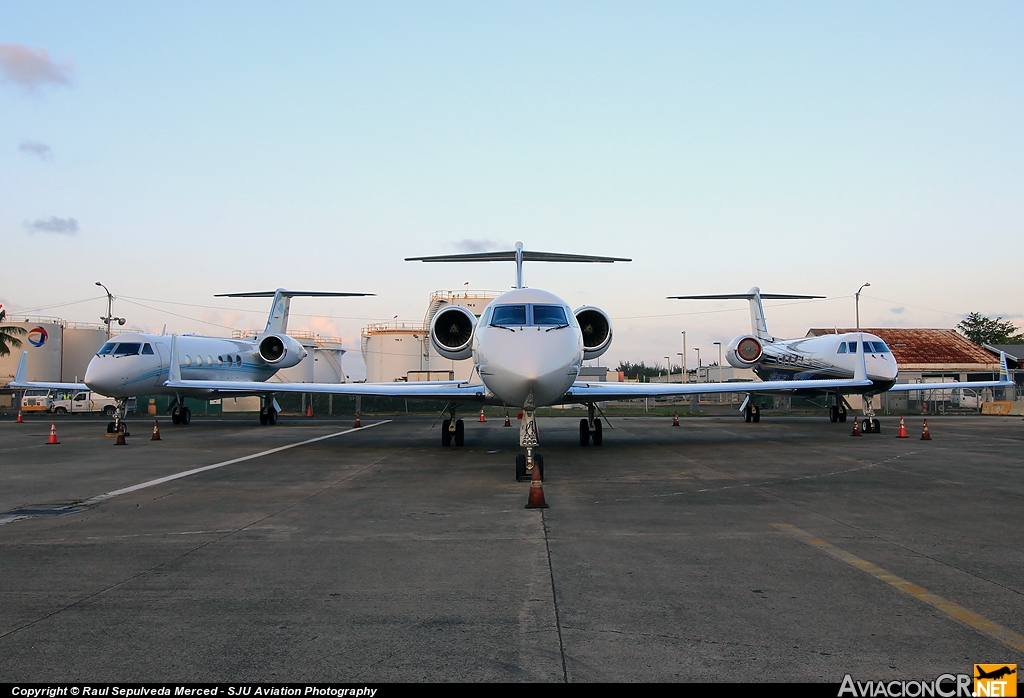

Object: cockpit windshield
[489,304,571,327]
[867,341,891,354]
[491,305,527,326]
[113,342,141,356]
[97,342,116,355]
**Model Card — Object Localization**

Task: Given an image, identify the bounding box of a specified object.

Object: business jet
[670,287,1013,433]
[12,290,373,433]
[157,244,887,480]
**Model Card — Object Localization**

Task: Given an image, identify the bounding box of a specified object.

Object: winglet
[999,351,1012,384]
[13,351,28,387]
[167,335,182,385]
[854,333,868,384]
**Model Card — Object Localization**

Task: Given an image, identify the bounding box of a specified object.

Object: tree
[0,308,27,358]
[956,312,1023,345]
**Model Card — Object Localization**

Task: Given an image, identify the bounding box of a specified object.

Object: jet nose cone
[84,358,115,393]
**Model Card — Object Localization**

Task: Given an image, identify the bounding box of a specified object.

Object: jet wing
[562,333,873,402]
[9,352,89,391]
[886,352,1013,392]
[164,334,488,401]
[561,376,872,403]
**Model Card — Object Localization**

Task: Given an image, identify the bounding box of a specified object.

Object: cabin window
[491,304,527,326]
[207,355,214,366]
[98,342,116,355]
[837,343,847,354]
[142,343,154,355]
[848,342,858,353]
[217,356,223,366]
[533,305,569,326]
[184,355,192,366]
[113,343,141,356]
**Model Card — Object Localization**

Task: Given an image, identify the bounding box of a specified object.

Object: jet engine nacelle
[725,335,763,369]
[430,305,476,361]
[575,306,612,360]
[258,333,307,368]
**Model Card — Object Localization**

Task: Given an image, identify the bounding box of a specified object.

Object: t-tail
[667,287,825,343]
[215,289,376,336]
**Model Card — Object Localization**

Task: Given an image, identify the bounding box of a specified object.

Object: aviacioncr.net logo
[839,674,973,697]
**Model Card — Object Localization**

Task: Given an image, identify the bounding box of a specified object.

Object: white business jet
[12,290,373,433]
[159,244,885,480]
[670,287,1013,432]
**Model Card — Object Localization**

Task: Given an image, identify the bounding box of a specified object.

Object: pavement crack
[541,510,568,683]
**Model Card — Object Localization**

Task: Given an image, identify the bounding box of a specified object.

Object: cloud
[0,44,74,92]
[452,238,513,253]
[24,217,78,235]
[18,140,52,161]
[889,306,905,314]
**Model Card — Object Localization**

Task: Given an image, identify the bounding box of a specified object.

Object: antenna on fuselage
[405,241,631,289]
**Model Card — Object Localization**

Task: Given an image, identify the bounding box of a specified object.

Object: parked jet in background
[162,244,881,479]
[670,287,1012,432]
[12,289,374,432]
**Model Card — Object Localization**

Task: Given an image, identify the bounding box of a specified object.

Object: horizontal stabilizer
[215,290,375,298]
[405,250,630,263]
[668,293,824,300]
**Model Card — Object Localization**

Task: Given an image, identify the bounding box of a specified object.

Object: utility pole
[681,331,687,383]
[95,282,126,339]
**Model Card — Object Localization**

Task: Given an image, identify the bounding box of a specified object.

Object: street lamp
[664,356,671,382]
[95,282,126,339]
[855,283,871,330]
[713,341,723,383]
[676,352,684,383]
[693,347,701,381]
[681,331,687,383]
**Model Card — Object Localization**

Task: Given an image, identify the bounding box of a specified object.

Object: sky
[2,2,1021,378]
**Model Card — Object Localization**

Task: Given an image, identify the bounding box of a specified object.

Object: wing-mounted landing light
[406,242,630,289]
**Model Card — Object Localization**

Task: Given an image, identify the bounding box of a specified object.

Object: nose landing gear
[516,399,544,482]
[578,403,603,445]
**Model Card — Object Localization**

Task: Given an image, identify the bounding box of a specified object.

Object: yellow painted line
[774,523,1024,655]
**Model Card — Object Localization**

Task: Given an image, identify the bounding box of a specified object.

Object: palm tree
[0,309,27,358]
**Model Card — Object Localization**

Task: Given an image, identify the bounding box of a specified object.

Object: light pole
[713,341,723,383]
[681,331,687,383]
[664,356,671,382]
[676,352,684,383]
[95,282,126,339]
[855,282,871,330]
[693,347,701,382]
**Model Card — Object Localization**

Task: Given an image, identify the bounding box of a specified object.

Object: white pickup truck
[49,390,118,417]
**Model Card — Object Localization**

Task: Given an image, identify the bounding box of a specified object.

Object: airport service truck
[49,390,118,417]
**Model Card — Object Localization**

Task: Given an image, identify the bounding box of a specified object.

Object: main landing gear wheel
[745,405,752,423]
[752,405,760,423]
[579,418,589,446]
[172,408,181,425]
[839,409,847,423]
[592,418,602,446]
[454,419,464,447]
[579,415,603,446]
[515,453,544,482]
[829,405,839,423]
[872,418,880,433]
[180,407,191,425]
[107,421,117,433]
[441,419,452,446]
[441,419,464,447]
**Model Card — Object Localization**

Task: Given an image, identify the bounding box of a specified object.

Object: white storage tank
[0,319,63,387]
[61,324,108,382]
[360,323,426,383]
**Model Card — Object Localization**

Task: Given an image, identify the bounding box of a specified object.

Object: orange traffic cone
[672,411,680,426]
[479,408,486,422]
[46,422,59,445]
[851,418,862,437]
[921,420,931,440]
[896,416,908,438]
[16,410,23,423]
[115,423,127,445]
[151,420,162,441]
[525,458,548,509]
[354,412,361,428]
[306,404,313,417]
[504,412,511,427]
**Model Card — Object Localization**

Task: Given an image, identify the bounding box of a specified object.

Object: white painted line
[0,421,391,525]
[84,420,391,504]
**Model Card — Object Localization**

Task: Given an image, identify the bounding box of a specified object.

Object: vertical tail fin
[214,289,375,337]
[747,287,772,342]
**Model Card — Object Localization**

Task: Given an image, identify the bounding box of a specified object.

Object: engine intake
[258,333,307,368]
[575,306,612,360]
[726,335,763,369]
[430,305,476,361]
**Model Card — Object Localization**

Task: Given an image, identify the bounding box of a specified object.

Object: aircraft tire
[839,410,847,423]
[829,406,839,422]
[268,408,278,425]
[752,406,760,423]
[172,409,181,425]
[454,419,464,447]
[592,418,603,446]
[861,419,871,434]
[579,419,590,446]
[516,454,528,482]
[107,421,117,433]
[181,407,191,425]
[872,418,880,433]
[744,406,752,423]
[441,419,452,447]
[259,411,268,425]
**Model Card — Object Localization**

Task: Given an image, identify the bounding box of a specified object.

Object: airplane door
[155,343,168,380]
